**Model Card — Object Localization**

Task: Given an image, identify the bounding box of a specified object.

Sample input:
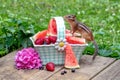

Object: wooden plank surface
[92,60,120,80]
[0,51,117,80]
[0,51,18,80]
[0,51,63,80]
[48,55,116,80]
[28,66,63,80]
[0,51,38,80]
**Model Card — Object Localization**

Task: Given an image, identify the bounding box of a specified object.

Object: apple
[46,62,55,72]
[49,36,57,44]
[44,37,51,44]
[35,38,45,45]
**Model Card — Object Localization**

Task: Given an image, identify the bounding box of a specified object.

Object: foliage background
[0,0,120,58]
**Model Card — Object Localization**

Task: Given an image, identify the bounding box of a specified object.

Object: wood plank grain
[92,60,120,80]
[0,51,17,74]
[0,51,39,80]
[48,55,116,80]
[0,51,22,80]
[28,66,63,80]
[0,51,63,80]
[0,51,17,60]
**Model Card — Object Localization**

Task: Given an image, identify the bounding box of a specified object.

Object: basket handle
[53,17,66,40]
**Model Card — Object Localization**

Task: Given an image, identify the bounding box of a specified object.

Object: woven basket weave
[30,17,87,65]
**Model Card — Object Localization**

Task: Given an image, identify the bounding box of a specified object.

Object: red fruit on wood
[44,37,51,44]
[49,36,57,44]
[35,38,45,45]
[46,62,55,72]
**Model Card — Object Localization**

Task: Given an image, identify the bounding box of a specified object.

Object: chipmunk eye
[68,15,71,18]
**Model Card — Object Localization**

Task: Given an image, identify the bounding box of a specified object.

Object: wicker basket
[30,17,88,65]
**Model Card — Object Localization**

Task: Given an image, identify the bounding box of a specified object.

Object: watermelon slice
[66,36,86,44]
[64,44,80,69]
[47,18,57,36]
[33,30,47,40]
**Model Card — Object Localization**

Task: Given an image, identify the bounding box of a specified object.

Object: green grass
[0,0,120,58]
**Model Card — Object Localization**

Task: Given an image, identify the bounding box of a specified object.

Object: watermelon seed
[71,68,75,73]
[61,70,67,75]
[64,70,67,74]
[39,66,44,70]
[61,71,65,75]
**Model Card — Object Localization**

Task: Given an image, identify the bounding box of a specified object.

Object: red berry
[44,37,51,44]
[46,62,55,72]
[49,36,57,44]
[35,38,44,45]
[61,71,65,75]
[71,68,75,73]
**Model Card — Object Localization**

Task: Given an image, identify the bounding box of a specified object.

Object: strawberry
[49,36,57,44]
[35,38,45,45]
[44,37,51,44]
[46,62,55,72]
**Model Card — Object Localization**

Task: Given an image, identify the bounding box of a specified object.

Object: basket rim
[30,37,88,47]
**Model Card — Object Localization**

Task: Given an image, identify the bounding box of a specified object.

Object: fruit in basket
[49,36,57,44]
[35,38,45,45]
[65,44,80,69]
[44,37,51,44]
[47,19,57,36]
[66,36,86,44]
[46,62,55,71]
[34,30,47,40]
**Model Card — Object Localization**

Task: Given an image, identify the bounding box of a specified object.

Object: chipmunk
[64,15,98,60]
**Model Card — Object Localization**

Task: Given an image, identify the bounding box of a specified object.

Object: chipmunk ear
[71,15,76,21]
[72,15,76,18]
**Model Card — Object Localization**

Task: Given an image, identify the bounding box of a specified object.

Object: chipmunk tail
[92,40,99,60]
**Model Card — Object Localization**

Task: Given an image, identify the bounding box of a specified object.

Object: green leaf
[0,50,6,57]
[83,46,94,55]
[25,33,34,37]
[21,38,28,48]
[5,36,14,48]
[17,30,33,48]
[1,27,7,33]
[7,27,15,33]
[28,24,35,34]
[20,38,32,48]
[0,43,4,50]
[110,53,119,58]
[99,49,113,57]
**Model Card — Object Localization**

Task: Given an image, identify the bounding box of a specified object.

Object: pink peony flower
[15,47,42,69]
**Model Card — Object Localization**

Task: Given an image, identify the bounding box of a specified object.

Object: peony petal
[15,47,42,70]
